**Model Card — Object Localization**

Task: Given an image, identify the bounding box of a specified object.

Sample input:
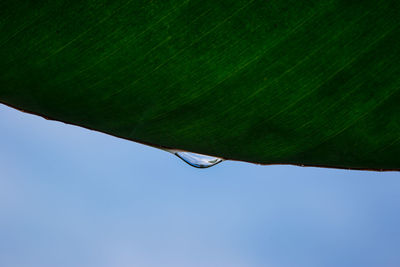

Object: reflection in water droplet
[165,149,224,168]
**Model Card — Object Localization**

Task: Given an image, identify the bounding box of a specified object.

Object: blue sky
[1,103,399,267]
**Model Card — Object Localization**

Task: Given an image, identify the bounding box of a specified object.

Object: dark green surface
[1,0,399,170]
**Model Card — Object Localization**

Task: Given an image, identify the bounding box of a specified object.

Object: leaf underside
[1,0,399,170]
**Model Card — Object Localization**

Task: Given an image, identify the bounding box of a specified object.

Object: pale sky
[1,104,399,267]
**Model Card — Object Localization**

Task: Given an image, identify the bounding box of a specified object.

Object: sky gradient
[1,103,399,267]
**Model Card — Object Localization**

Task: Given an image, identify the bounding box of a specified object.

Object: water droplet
[164,149,224,168]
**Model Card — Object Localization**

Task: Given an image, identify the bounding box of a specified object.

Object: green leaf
[1,0,399,170]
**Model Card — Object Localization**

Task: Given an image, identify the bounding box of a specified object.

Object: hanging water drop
[164,149,224,168]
